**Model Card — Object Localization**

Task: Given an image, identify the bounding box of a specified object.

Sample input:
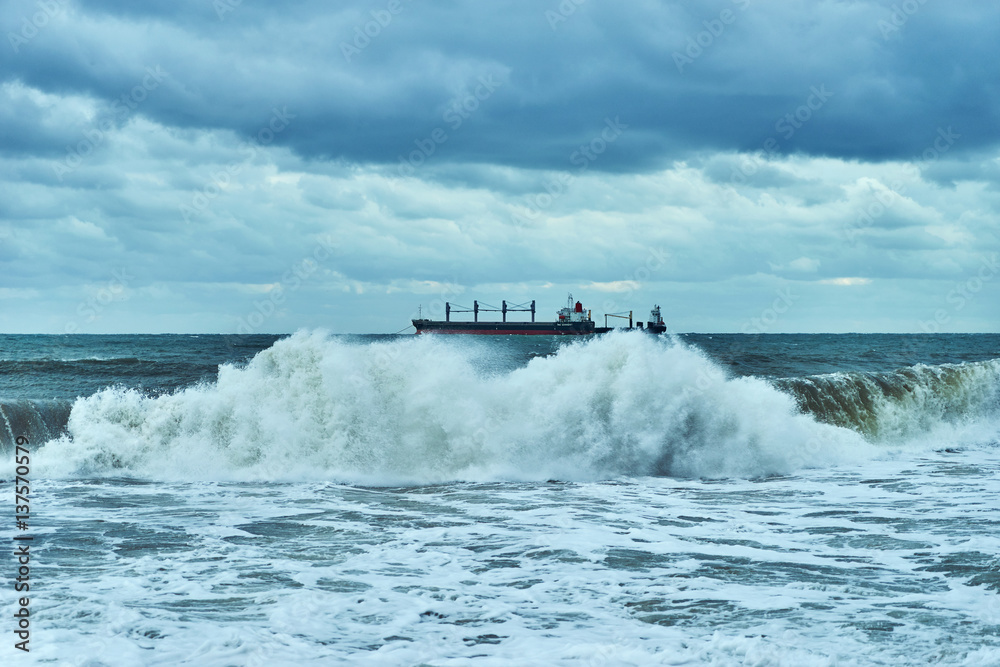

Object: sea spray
[33,331,873,483]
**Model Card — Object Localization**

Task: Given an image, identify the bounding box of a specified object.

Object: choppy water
[2,331,999,664]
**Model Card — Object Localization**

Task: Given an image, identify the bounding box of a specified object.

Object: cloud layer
[1,0,998,333]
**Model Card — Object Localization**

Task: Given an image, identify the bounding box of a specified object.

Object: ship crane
[604,311,633,329]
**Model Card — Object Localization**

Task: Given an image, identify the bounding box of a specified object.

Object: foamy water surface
[1,331,998,664]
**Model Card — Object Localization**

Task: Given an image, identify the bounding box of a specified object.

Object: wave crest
[779,360,1000,443]
[31,331,877,483]
[0,399,72,450]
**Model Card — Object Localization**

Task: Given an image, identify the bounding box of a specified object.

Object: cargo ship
[600,304,667,334]
[412,295,667,335]
[645,304,667,334]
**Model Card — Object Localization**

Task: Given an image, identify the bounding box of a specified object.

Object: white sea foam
[17,450,1000,665]
[11,333,1000,665]
[33,330,876,483]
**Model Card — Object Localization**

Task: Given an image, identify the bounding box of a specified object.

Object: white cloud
[586,281,642,293]
[789,257,820,272]
[819,278,873,287]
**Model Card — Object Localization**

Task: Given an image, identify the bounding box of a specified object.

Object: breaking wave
[0,399,73,451]
[23,331,1000,484]
[778,360,1000,444]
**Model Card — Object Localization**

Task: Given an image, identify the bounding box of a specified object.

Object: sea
[1,331,999,666]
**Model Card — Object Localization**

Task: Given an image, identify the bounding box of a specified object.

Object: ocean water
[2,331,999,665]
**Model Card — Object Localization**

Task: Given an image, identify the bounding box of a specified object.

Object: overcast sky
[1,0,998,334]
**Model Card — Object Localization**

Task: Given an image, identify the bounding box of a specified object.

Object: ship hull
[413,319,596,335]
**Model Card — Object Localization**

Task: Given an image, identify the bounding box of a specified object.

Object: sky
[1,0,998,334]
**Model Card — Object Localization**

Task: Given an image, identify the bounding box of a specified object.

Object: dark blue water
[2,332,997,399]
[0,333,284,400]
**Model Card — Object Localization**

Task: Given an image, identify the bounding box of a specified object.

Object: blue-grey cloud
[3,0,998,172]
[1,0,998,333]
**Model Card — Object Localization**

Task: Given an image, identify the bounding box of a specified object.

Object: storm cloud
[1,0,998,333]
